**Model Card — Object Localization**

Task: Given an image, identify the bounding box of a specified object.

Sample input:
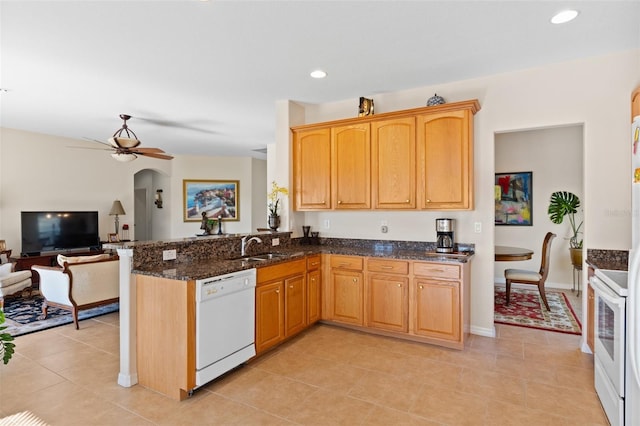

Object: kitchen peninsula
[117,232,474,400]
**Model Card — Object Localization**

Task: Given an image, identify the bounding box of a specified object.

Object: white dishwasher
[195,268,256,387]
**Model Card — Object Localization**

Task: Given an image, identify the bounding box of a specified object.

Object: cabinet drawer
[367,258,409,275]
[330,255,363,271]
[413,262,460,279]
[257,258,306,284]
[307,255,321,270]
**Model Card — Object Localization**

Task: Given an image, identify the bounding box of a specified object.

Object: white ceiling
[1,0,639,160]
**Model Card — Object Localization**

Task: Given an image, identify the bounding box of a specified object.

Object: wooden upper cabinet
[371,117,416,209]
[417,109,473,210]
[331,123,371,209]
[291,100,479,211]
[293,128,331,210]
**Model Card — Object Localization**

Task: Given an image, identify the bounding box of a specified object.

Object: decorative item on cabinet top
[427,93,445,106]
[358,97,374,117]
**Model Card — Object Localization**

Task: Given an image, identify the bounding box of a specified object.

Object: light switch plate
[272,238,280,246]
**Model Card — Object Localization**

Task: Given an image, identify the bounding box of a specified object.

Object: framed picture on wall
[495,171,533,226]
[183,179,239,222]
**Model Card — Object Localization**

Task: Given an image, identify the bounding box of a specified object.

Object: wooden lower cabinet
[323,254,470,350]
[367,273,408,332]
[366,258,409,333]
[255,281,285,354]
[255,257,313,355]
[329,255,364,325]
[413,277,460,341]
[285,274,306,337]
[307,255,321,324]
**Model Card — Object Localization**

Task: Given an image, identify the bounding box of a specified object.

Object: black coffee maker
[436,218,455,253]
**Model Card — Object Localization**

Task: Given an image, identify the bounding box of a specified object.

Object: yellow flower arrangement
[268,181,289,216]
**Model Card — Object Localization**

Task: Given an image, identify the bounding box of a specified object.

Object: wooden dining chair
[504,232,556,311]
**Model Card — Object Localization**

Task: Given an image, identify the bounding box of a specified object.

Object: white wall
[0,128,267,248]
[275,49,640,337]
[494,125,583,288]
[168,155,266,237]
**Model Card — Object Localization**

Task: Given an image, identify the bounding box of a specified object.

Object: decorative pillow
[0,262,13,277]
[57,253,111,268]
[0,253,8,264]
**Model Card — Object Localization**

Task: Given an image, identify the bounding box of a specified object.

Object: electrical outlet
[163,249,177,261]
[272,238,280,246]
[381,225,388,233]
[474,222,482,233]
[324,219,330,229]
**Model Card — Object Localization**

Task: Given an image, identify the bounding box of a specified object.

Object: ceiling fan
[83,114,174,162]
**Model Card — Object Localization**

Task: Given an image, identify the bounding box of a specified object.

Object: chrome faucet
[241,236,262,257]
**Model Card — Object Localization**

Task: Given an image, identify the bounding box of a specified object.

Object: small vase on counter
[268,215,280,231]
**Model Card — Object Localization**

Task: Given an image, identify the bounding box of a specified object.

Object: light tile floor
[0,312,607,425]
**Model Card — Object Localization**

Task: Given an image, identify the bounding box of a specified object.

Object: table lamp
[109,200,126,235]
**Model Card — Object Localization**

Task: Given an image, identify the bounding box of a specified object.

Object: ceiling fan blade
[132,147,167,154]
[82,137,113,147]
[139,152,174,160]
[67,145,113,151]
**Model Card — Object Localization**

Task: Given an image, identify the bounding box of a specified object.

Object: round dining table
[494,245,534,261]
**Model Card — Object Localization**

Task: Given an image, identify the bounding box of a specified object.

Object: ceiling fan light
[109,136,140,149]
[111,152,137,162]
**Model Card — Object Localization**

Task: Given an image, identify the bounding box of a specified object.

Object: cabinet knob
[353,278,358,283]
[419,285,424,289]
[338,200,342,204]
[426,199,431,203]
[275,289,280,293]
[397,284,402,288]
[406,199,410,203]
[289,285,294,289]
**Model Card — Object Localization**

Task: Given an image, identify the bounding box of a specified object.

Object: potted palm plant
[547,191,583,267]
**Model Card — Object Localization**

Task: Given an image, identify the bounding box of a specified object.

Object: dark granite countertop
[586,248,629,272]
[132,245,474,281]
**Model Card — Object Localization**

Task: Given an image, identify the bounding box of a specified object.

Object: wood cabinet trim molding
[291,99,480,132]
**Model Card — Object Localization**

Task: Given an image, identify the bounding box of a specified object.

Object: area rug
[2,294,118,337]
[494,287,582,335]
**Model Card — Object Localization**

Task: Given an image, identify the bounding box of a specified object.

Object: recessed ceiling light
[551,9,579,24]
[310,70,327,79]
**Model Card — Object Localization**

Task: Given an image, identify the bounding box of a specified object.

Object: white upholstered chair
[0,261,33,310]
[32,254,119,329]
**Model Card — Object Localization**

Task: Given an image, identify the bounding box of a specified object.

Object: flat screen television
[21,211,100,256]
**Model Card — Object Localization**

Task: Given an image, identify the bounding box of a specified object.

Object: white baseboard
[470,325,496,338]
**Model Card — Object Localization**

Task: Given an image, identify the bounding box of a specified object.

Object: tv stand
[11,249,104,287]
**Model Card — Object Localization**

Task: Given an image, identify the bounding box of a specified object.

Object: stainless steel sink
[246,253,290,261]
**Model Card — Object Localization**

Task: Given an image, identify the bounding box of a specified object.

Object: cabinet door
[371,117,416,209]
[331,123,371,209]
[417,109,473,210]
[330,269,364,325]
[413,278,460,341]
[255,281,284,354]
[293,128,331,210]
[367,273,408,332]
[285,274,306,337]
[307,269,321,325]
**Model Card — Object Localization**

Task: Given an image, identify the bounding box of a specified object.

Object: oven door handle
[590,276,625,307]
